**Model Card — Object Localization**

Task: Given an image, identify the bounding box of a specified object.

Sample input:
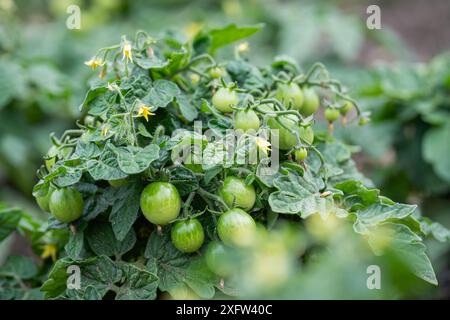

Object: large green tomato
[219,176,256,211]
[217,208,256,247]
[140,182,181,225]
[212,88,238,113]
[300,87,320,117]
[205,241,234,277]
[49,187,84,223]
[171,218,205,253]
[234,109,260,132]
[275,83,303,110]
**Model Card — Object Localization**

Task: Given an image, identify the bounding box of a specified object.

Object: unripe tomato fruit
[212,88,238,113]
[219,176,256,211]
[300,87,320,116]
[324,108,340,122]
[140,182,181,225]
[209,66,226,79]
[217,208,256,247]
[108,178,128,187]
[234,109,260,132]
[35,186,55,212]
[49,187,84,223]
[275,83,303,110]
[294,147,308,161]
[205,241,234,277]
[340,101,353,115]
[171,219,205,253]
[267,114,298,150]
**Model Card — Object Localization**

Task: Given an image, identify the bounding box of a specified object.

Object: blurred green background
[1,0,449,298]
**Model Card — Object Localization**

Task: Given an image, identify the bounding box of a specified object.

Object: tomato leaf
[368,223,438,285]
[85,220,136,257]
[111,144,160,174]
[145,231,216,299]
[107,183,143,241]
[41,256,122,299]
[116,264,159,300]
[0,203,23,242]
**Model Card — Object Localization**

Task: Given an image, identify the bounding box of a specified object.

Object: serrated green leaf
[368,223,437,285]
[112,144,159,174]
[116,264,158,300]
[142,80,180,108]
[87,150,127,181]
[107,183,142,241]
[0,203,22,241]
[41,256,122,299]
[86,221,136,257]
[208,24,263,54]
[145,232,216,298]
[0,256,38,279]
[354,203,417,233]
[423,120,450,183]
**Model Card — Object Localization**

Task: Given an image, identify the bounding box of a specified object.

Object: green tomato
[300,87,320,117]
[267,114,298,150]
[299,126,314,145]
[140,182,181,225]
[212,87,238,113]
[35,186,55,212]
[205,241,234,277]
[234,109,260,132]
[108,178,128,187]
[49,187,84,223]
[209,66,226,79]
[340,101,353,115]
[275,83,303,110]
[217,208,256,247]
[294,147,308,161]
[325,108,340,122]
[219,176,256,211]
[171,219,205,253]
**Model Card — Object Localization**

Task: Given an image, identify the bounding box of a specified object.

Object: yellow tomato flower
[41,243,58,262]
[137,105,155,122]
[255,137,271,153]
[84,57,104,70]
[122,41,133,63]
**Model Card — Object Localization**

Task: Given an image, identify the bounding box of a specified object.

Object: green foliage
[343,54,450,202]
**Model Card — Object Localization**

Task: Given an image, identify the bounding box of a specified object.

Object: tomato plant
[0,25,446,301]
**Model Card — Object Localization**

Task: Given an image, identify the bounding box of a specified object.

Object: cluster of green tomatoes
[34,172,256,277]
[34,67,355,278]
